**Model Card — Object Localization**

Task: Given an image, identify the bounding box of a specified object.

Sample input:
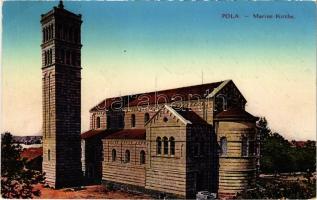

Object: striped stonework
[41,2,83,188]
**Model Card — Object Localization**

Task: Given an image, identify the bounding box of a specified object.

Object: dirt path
[34,184,151,199]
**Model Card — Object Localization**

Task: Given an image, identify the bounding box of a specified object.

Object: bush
[236,173,316,199]
[1,132,45,198]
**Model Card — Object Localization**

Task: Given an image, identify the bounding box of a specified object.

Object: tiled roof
[90,81,224,112]
[81,129,146,140]
[214,108,258,121]
[21,147,43,162]
[81,129,118,139]
[173,108,208,125]
[105,129,146,140]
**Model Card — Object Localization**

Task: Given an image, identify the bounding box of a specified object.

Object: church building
[41,2,259,199]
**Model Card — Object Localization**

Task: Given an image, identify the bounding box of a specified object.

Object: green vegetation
[236,173,316,199]
[258,117,316,173]
[236,118,316,199]
[1,132,44,198]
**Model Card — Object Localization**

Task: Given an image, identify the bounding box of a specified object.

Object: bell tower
[41,1,83,188]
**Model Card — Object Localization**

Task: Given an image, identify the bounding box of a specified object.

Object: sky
[1,1,316,140]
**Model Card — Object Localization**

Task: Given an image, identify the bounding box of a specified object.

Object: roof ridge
[90,80,226,111]
[106,80,225,100]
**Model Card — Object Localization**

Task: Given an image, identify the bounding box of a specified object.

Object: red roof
[81,129,118,139]
[105,129,146,140]
[81,129,146,140]
[214,108,258,121]
[90,81,224,112]
[21,147,43,162]
[174,108,208,124]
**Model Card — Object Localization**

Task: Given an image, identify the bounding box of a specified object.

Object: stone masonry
[41,1,83,188]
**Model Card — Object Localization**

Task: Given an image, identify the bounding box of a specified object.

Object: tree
[1,132,44,198]
[257,118,316,173]
[257,117,271,141]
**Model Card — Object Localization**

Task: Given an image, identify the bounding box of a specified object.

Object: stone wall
[42,68,57,187]
[186,125,218,197]
[145,108,187,197]
[102,139,146,187]
[41,5,83,188]
[216,121,257,198]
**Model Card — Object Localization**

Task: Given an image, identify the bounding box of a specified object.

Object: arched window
[249,140,255,156]
[44,28,46,41]
[50,25,53,39]
[220,137,227,156]
[44,51,47,65]
[169,137,175,156]
[96,117,101,129]
[106,115,111,129]
[125,150,130,163]
[47,27,50,41]
[156,137,161,155]
[48,26,50,40]
[163,137,168,155]
[48,149,51,161]
[112,149,116,161]
[131,114,136,127]
[49,49,52,64]
[241,136,248,156]
[45,28,48,41]
[47,50,50,64]
[144,113,150,124]
[42,29,45,42]
[140,150,145,164]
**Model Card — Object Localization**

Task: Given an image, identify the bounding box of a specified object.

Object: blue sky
[1,1,316,140]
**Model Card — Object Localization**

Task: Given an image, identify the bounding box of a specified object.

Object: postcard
[1,1,316,199]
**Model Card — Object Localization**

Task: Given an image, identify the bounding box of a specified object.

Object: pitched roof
[145,105,208,126]
[105,129,146,140]
[173,108,208,125]
[206,79,231,98]
[90,81,225,112]
[81,129,146,140]
[214,108,258,121]
[80,129,118,139]
[164,105,192,125]
[21,147,43,162]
